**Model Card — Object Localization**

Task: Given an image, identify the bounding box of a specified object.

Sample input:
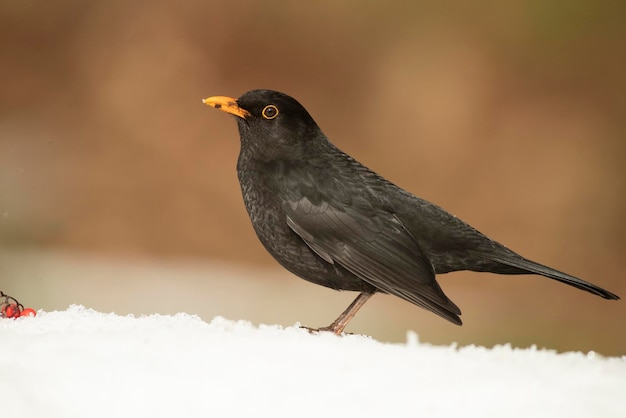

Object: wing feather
[285,196,462,324]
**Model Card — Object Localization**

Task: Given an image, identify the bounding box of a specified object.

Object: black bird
[203,89,619,334]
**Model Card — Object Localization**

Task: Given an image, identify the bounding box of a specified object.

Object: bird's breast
[236,157,304,260]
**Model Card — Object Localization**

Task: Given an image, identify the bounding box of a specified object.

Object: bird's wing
[283,195,462,324]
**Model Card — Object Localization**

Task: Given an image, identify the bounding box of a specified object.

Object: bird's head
[203,90,325,160]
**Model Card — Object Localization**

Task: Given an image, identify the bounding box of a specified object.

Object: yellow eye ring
[262,105,279,120]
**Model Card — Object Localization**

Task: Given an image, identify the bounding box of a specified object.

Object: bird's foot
[299,324,345,335]
[299,292,374,336]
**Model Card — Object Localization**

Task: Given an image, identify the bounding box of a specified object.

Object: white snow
[1,305,624,418]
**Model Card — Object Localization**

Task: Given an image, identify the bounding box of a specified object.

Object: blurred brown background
[1,1,624,355]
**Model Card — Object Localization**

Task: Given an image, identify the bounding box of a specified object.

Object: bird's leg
[303,292,374,335]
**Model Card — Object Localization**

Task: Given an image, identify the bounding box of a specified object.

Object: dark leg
[303,292,374,335]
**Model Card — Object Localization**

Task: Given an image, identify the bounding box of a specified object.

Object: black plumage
[203,89,619,334]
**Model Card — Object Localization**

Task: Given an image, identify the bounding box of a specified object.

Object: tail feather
[471,250,620,300]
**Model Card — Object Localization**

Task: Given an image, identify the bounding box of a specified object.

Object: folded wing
[284,196,463,324]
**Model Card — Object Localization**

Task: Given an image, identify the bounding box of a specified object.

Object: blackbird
[203,89,619,334]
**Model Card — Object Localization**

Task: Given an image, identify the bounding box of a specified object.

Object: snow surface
[1,306,624,418]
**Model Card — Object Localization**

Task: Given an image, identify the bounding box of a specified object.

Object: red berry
[3,304,18,318]
[20,308,36,317]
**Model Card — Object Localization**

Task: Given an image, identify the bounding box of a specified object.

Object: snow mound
[1,305,624,417]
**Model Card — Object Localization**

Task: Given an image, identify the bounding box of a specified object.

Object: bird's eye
[261,105,279,120]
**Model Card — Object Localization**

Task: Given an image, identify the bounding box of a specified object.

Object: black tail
[470,250,620,300]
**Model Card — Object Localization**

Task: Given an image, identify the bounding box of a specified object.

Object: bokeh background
[1,1,624,355]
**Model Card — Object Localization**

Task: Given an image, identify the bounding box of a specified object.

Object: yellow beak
[202,96,250,119]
